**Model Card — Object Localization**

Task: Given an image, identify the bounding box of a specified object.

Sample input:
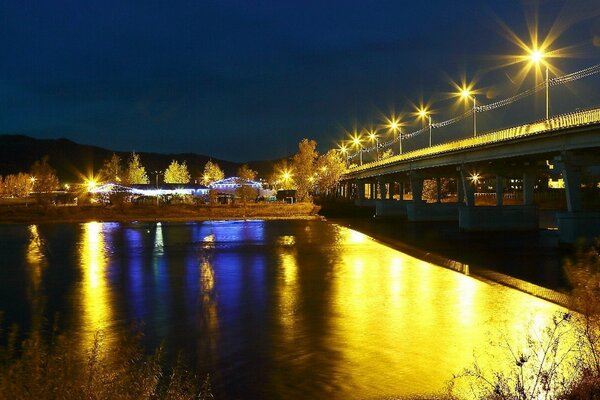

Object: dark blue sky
[1,0,599,161]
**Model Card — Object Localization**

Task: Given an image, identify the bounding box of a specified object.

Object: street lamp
[386,116,403,155]
[367,128,379,161]
[460,88,477,137]
[530,48,549,119]
[417,108,433,147]
[338,143,349,166]
[351,134,363,165]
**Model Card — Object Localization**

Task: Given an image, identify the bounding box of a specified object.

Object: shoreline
[0,203,321,225]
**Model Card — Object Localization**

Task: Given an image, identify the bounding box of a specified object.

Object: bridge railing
[346,107,600,174]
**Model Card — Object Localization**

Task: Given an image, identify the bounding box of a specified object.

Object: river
[0,220,568,399]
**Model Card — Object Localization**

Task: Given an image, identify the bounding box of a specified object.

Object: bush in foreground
[449,240,600,399]
[0,325,213,400]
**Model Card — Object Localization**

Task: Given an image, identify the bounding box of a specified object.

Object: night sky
[1,0,599,162]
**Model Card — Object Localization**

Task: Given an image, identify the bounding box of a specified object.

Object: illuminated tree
[164,160,191,184]
[0,173,33,198]
[30,156,60,205]
[315,149,346,196]
[422,178,451,202]
[201,160,224,186]
[292,139,318,202]
[235,164,258,203]
[126,152,149,184]
[99,153,124,183]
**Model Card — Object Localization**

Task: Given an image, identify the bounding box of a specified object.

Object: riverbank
[0,203,321,224]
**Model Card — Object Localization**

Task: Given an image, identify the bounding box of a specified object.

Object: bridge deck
[345,108,600,176]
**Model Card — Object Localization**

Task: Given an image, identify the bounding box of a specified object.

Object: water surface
[0,220,566,398]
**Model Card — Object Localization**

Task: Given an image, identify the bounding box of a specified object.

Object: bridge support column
[436,177,442,203]
[523,171,536,206]
[495,175,503,207]
[357,180,365,200]
[555,159,600,244]
[457,176,464,204]
[378,177,388,200]
[562,164,582,212]
[409,174,423,202]
[459,169,475,207]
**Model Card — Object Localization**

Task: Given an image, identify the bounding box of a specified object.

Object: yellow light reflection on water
[26,224,47,329]
[328,225,570,398]
[79,222,112,348]
[26,225,46,291]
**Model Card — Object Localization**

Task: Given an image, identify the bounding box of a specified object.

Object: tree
[99,153,124,183]
[30,157,59,205]
[235,164,258,203]
[0,173,33,198]
[164,160,191,184]
[422,178,451,202]
[126,152,149,184]
[316,149,346,197]
[292,139,318,202]
[201,160,224,186]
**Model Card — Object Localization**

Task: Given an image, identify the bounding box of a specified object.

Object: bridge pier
[458,167,539,231]
[554,156,600,244]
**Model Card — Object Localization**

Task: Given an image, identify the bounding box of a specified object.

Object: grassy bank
[0,203,320,224]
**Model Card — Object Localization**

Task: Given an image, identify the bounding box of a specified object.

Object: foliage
[201,161,224,186]
[291,138,318,202]
[235,164,258,203]
[422,178,451,202]
[126,152,149,184]
[164,160,191,184]
[0,325,213,400]
[0,173,34,198]
[565,239,600,380]
[30,156,60,194]
[315,149,346,196]
[99,153,124,183]
[449,312,581,399]
[450,239,600,399]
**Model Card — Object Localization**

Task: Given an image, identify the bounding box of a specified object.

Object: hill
[0,135,283,183]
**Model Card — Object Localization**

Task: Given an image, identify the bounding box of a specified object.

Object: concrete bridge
[338,108,600,244]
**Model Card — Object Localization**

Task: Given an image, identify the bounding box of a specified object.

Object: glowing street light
[529,48,550,119]
[367,128,379,161]
[417,107,433,147]
[460,88,477,137]
[86,179,97,192]
[351,133,364,165]
[385,115,403,154]
[338,143,350,165]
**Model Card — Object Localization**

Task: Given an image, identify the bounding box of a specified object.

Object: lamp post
[530,49,549,120]
[339,144,349,166]
[386,116,402,155]
[352,135,363,165]
[367,129,379,161]
[460,88,477,137]
[418,108,433,147]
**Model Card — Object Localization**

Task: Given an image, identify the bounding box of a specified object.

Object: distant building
[90,183,209,197]
[209,177,262,194]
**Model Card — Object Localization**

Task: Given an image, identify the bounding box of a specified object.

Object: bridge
[337,107,600,244]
